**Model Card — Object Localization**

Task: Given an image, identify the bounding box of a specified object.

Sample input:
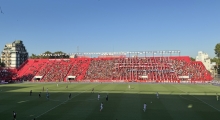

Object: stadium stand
[0,67,17,82]
[0,56,213,83]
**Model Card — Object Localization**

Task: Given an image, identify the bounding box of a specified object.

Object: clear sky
[0,0,219,58]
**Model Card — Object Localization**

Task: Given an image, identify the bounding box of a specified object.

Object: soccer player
[46,88,48,93]
[91,88,94,93]
[216,93,219,101]
[39,92,41,98]
[98,94,100,100]
[30,90,32,96]
[46,93,49,100]
[106,95,108,101]
[143,103,147,112]
[69,93,71,99]
[13,111,16,120]
[100,102,103,111]
[156,92,159,99]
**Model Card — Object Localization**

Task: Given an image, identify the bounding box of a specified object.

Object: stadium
[0,50,213,83]
[0,41,214,83]
[1,1,220,120]
[1,41,219,120]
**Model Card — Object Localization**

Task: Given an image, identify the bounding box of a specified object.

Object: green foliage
[29,51,70,59]
[53,51,69,58]
[214,43,220,58]
[0,59,5,67]
[29,54,40,59]
[190,57,195,61]
[211,57,220,65]
[0,62,6,67]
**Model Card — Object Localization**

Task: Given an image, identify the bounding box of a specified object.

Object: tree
[211,57,220,65]
[29,54,40,59]
[190,57,195,61]
[41,51,53,58]
[214,43,220,58]
[53,51,69,58]
[29,51,70,59]
[0,59,5,67]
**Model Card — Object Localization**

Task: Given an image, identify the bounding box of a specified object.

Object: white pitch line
[174,85,220,112]
[178,95,202,103]
[192,95,220,112]
[35,84,102,118]
[49,96,106,102]
[35,92,83,118]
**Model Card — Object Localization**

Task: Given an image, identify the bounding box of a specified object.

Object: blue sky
[0,0,219,58]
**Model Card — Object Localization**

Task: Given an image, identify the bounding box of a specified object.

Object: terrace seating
[83,56,212,82]
[0,68,17,81]
[3,56,212,82]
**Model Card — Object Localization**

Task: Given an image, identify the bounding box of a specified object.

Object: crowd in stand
[85,58,116,80]
[18,61,44,81]
[84,57,211,81]
[0,68,16,80]
[42,60,72,82]
[6,56,212,82]
[68,59,90,80]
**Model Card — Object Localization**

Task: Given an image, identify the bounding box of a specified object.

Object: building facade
[196,51,214,71]
[1,40,28,68]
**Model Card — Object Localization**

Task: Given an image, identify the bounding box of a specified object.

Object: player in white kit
[143,103,147,112]
[98,94,100,100]
[156,92,159,99]
[100,102,103,111]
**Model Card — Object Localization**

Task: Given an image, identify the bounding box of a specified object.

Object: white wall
[196,51,211,71]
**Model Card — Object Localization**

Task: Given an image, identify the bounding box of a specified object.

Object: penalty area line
[192,96,220,112]
[35,83,102,118]
[174,85,220,112]
[35,92,83,119]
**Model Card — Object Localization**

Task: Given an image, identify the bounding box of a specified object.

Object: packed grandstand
[0,55,213,83]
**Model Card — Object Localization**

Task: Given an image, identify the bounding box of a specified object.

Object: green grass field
[0,83,220,120]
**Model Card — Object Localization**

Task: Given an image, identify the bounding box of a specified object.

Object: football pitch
[0,83,220,120]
